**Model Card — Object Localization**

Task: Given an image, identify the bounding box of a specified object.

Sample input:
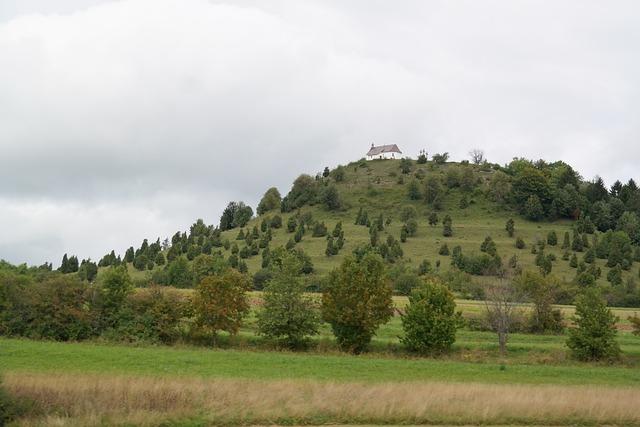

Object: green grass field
[2,338,640,386]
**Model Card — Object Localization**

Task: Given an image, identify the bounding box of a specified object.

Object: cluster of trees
[280,174,343,213]
[0,263,186,344]
[503,216,640,306]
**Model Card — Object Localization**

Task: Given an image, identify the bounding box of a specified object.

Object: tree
[310,221,326,238]
[484,279,519,356]
[257,187,282,215]
[233,203,253,228]
[480,236,497,256]
[282,174,319,211]
[570,253,578,268]
[432,152,449,164]
[424,175,444,207]
[321,254,393,353]
[193,269,251,342]
[524,195,544,221]
[516,271,563,333]
[77,259,98,282]
[154,252,166,266]
[399,157,412,174]
[124,247,135,263]
[566,289,620,361]
[331,165,346,182]
[257,253,320,348]
[191,254,226,285]
[547,231,558,246]
[442,215,453,237]
[428,212,439,226]
[512,167,552,214]
[505,219,515,237]
[438,243,450,256]
[515,236,525,249]
[219,201,253,230]
[401,278,461,354]
[320,185,342,211]
[164,256,193,288]
[469,149,485,165]
[417,149,428,164]
[407,179,422,200]
[488,171,512,204]
[99,265,133,327]
[405,219,418,237]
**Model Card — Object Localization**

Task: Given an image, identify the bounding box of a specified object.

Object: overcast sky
[1,0,639,266]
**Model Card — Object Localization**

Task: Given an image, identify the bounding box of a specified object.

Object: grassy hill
[207,158,611,286]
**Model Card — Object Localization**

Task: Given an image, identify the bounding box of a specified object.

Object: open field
[2,338,640,386]
[6,371,640,427]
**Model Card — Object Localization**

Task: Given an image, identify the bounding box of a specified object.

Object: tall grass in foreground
[6,372,640,426]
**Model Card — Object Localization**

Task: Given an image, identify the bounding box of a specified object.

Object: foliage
[220,201,254,230]
[77,259,98,282]
[629,313,640,336]
[431,152,449,164]
[399,157,412,174]
[566,289,620,361]
[515,271,564,334]
[524,195,545,221]
[424,175,444,207]
[399,205,418,222]
[0,275,94,341]
[442,215,453,237]
[257,187,282,215]
[480,236,497,256]
[505,218,515,237]
[392,271,422,296]
[282,175,320,212]
[321,254,393,353]
[109,287,186,344]
[193,269,251,340]
[257,253,320,348]
[320,185,342,211]
[312,221,328,237]
[484,279,520,356]
[401,278,461,354]
[99,266,133,329]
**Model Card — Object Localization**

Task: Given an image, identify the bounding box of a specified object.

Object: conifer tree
[567,289,620,361]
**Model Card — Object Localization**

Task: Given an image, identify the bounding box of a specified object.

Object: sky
[1,0,639,266]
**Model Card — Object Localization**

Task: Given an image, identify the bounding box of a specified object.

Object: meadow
[3,337,640,426]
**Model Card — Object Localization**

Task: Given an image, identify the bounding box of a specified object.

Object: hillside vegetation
[44,155,640,308]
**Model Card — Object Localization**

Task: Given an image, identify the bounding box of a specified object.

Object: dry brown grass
[6,372,640,426]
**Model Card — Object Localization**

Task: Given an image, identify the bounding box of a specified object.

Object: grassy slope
[224,159,636,284]
[120,158,639,289]
[2,338,640,386]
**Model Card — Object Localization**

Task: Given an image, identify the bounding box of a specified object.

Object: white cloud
[0,0,639,264]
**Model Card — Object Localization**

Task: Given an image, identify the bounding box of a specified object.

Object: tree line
[0,251,632,362]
